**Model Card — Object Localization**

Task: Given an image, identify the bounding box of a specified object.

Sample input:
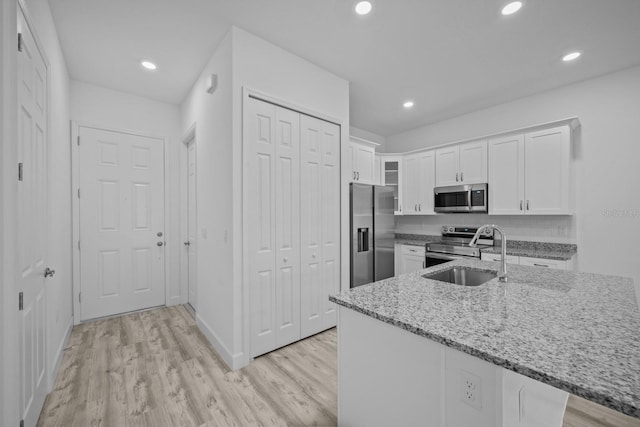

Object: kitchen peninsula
[330,259,640,427]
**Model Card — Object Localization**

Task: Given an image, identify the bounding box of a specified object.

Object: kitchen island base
[338,307,568,427]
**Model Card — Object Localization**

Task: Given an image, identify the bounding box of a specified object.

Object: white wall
[180,26,349,369]
[1,0,19,424]
[180,31,234,365]
[70,80,183,306]
[388,66,640,298]
[24,0,73,389]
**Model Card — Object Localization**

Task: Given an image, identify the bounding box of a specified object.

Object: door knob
[184,241,191,246]
[157,232,163,237]
[312,253,317,258]
[283,257,288,263]
[157,242,164,247]
[44,267,55,278]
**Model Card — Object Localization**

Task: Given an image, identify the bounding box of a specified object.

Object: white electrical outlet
[460,370,483,410]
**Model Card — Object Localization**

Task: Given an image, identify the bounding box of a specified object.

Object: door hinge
[17,33,23,52]
[77,188,80,198]
[77,135,80,146]
[18,292,23,311]
[18,162,23,181]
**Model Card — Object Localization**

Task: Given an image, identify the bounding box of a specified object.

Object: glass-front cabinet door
[379,155,403,215]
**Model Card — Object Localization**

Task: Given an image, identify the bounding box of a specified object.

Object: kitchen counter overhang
[330,259,640,418]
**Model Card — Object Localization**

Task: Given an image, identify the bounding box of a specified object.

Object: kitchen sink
[422,267,497,286]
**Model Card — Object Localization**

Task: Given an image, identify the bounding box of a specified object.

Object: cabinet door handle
[357,171,360,181]
[414,204,417,212]
[526,200,530,210]
[460,172,464,182]
[353,171,356,180]
[418,204,421,211]
[520,200,523,211]
[533,263,549,268]
[456,172,459,182]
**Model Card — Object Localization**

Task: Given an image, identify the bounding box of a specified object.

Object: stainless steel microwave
[434,183,488,213]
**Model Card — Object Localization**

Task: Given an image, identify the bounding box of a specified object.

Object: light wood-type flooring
[38,305,639,427]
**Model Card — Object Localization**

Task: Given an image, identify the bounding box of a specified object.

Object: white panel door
[488,134,525,215]
[17,10,49,427]
[459,140,488,184]
[524,126,571,214]
[247,98,301,357]
[435,146,459,187]
[187,141,197,309]
[301,116,340,336]
[79,127,165,320]
[319,121,340,330]
[417,150,436,214]
[300,116,324,337]
[273,107,301,347]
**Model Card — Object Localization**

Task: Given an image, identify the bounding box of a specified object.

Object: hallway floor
[37,305,638,426]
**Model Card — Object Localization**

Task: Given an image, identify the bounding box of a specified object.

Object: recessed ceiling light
[141,60,157,70]
[355,1,372,15]
[403,101,414,109]
[562,51,581,62]
[501,1,523,15]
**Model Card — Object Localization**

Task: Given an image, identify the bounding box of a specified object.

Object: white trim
[240,86,344,368]
[196,313,245,370]
[71,122,169,323]
[350,135,381,147]
[48,316,73,389]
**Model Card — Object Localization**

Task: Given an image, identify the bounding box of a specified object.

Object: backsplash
[395,214,576,244]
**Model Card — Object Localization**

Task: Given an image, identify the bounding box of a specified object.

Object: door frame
[71,122,169,324]
[240,87,344,368]
[180,123,197,307]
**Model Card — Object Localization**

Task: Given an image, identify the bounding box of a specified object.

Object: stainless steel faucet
[470,224,508,282]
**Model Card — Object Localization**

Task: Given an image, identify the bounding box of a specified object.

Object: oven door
[425,252,467,268]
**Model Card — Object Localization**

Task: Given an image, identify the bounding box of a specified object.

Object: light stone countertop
[395,233,577,261]
[330,259,640,418]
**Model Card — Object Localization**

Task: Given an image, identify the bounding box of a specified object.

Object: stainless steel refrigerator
[350,183,395,288]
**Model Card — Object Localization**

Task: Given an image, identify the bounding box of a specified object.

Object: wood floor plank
[37,305,640,427]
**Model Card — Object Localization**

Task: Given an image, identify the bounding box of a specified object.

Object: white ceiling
[49,0,640,136]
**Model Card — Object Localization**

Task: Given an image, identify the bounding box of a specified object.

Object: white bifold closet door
[247,96,340,358]
[247,98,301,357]
[299,115,340,337]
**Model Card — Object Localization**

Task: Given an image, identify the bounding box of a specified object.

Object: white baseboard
[195,314,247,370]
[48,315,73,390]
[166,295,182,307]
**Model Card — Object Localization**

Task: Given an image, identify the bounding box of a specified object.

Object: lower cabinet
[481,253,573,270]
[246,97,340,358]
[395,244,426,276]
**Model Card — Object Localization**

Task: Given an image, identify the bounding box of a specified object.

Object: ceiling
[48,0,640,137]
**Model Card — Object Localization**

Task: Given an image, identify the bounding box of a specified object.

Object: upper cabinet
[488,125,572,215]
[403,150,435,215]
[379,155,403,215]
[349,138,376,184]
[435,140,487,187]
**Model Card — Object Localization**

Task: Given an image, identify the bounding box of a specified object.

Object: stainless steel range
[425,225,494,267]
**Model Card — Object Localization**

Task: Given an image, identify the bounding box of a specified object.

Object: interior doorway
[183,128,198,311]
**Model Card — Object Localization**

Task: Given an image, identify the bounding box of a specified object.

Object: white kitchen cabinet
[379,155,403,215]
[246,97,340,357]
[488,125,572,215]
[435,140,487,187]
[481,253,572,270]
[403,150,435,215]
[349,138,376,184]
[397,245,426,275]
[518,256,570,270]
[480,253,520,264]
